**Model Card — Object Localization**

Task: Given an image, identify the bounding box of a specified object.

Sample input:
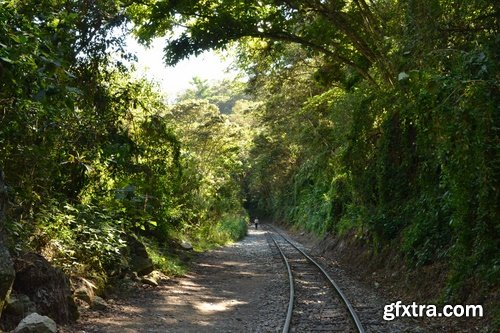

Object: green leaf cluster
[225,0,499,303]
[1,0,498,314]
[0,0,250,284]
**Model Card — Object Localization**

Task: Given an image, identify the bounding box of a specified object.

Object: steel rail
[270,235,294,333]
[270,226,366,333]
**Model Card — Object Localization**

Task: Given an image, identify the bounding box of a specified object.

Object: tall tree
[128,0,403,86]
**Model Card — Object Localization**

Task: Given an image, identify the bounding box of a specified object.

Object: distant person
[254,218,259,229]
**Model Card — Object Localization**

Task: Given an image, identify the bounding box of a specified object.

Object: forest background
[0,0,498,328]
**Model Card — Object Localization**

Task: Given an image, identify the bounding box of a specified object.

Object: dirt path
[65,228,286,333]
[60,224,487,333]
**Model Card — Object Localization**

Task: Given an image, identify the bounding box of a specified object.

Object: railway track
[266,226,365,333]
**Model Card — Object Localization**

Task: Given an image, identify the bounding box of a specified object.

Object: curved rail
[270,226,366,333]
[270,236,294,333]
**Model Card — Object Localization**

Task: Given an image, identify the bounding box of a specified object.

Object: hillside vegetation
[0,0,498,320]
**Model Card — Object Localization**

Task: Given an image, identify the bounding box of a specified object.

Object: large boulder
[14,313,56,333]
[13,253,78,324]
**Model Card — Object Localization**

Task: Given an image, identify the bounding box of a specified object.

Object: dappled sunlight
[71,223,283,332]
[179,278,199,285]
[246,229,268,236]
[194,299,247,314]
[174,280,205,293]
[236,270,262,277]
[219,260,251,267]
[198,263,226,269]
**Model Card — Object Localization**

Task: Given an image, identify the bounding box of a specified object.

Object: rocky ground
[59,224,491,332]
[62,228,286,333]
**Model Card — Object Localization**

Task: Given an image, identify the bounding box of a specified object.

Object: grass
[139,213,248,274]
[188,213,249,251]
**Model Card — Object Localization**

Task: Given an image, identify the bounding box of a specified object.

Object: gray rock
[90,296,108,311]
[180,240,193,250]
[129,271,140,281]
[13,253,79,323]
[140,276,158,287]
[73,277,97,306]
[14,313,57,333]
[140,270,165,287]
[74,287,93,305]
[130,255,154,276]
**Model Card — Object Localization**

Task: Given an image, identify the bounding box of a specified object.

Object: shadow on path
[67,228,284,333]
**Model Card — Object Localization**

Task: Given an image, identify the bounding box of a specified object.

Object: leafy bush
[140,237,187,276]
[183,213,249,251]
[31,203,127,281]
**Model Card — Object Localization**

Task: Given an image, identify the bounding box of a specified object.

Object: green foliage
[1,0,253,288]
[130,0,392,84]
[27,202,127,280]
[1,0,498,313]
[177,77,249,114]
[237,0,499,303]
[184,213,249,251]
[140,237,187,276]
[218,213,249,242]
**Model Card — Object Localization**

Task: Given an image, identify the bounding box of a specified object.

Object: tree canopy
[128,0,499,300]
[0,0,498,320]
